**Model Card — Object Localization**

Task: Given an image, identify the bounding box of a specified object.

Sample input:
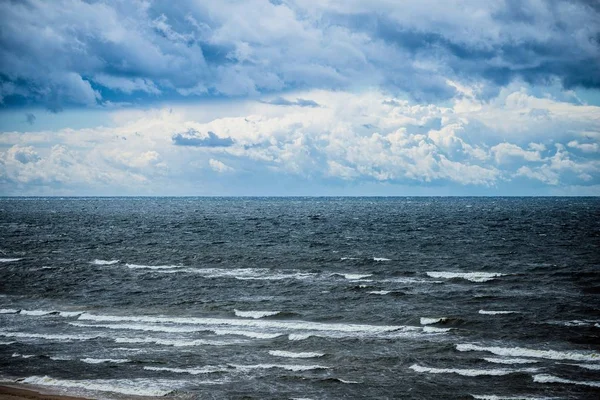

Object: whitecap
[337,273,372,280]
[420,317,447,325]
[472,396,557,400]
[212,329,282,339]
[80,358,129,364]
[483,357,540,365]
[126,263,184,270]
[410,364,537,376]
[144,366,228,375]
[12,352,35,358]
[533,374,600,388]
[457,344,600,362]
[234,309,280,319]
[114,337,234,347]
[70,322,205,334]
[229,363,329,372]
[340,257,358,261]
[269,350,324,358]
[20,376,186,397]
[422,326,451,333]
[0,258,21,263]
[78,313,407,339]
[368,290,391,295]
[373,257,391,262]
[479,310,518,315]
[426,271,506,282]
[91,259,119,265]
[563,363,600,370]
[59,311,84,317]
[289,334,312,341]
[0,309,19,314]
[0,331,98,341]
[19,310,56,316]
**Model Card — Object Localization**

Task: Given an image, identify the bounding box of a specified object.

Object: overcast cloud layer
[0,0,599,195]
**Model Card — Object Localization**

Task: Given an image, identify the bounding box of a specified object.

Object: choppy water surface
[0,197,598,399]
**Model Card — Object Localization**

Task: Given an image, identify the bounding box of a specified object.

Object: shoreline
[0,385,91,400]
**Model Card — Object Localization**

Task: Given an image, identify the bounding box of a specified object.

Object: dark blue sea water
[0,197,599,399]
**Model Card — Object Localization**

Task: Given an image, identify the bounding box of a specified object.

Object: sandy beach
[0,385,90,400]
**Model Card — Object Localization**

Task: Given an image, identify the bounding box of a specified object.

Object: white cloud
[0,86,599,194]
[209,159,233,173]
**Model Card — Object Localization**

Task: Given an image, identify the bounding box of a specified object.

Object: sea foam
[269,350,324,358]
[533,374,600,388]
[410,364,537,376]
[457,344,600,362]
[234,309,280,319]
[20,376,186,397]
[426,272,506,282]
[91,259,119,265]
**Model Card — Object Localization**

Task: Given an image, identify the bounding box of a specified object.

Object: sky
[0,0,599,196]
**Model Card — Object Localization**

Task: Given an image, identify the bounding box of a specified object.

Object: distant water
[0,197,599,399]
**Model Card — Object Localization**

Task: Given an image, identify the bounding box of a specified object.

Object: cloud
[262,97,321,107]
[172,129,235,147]
[1,86,599,195]
[25,113,36,125]
[0,1,599,109]
[209,158,233,173]
[567,140,599,153]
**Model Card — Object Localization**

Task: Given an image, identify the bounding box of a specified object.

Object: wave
[472,396,558,400]
[12,352,35,358]
[163,267,315,281]
[229,363,329,372]
[420,317,448,325]
[77,313,411,339]
[0,258,21,263]
[114,337,235,347]
[0,331,99,341]
[457,344,600,362]
[533,374,600,388]
[10,309,83,318]
[479,310,518,315]
[0,308,19,314]
[373,257,391,262]
[0,341,16,345]
[19,376,186,397]
[340,257,358,261]
[269,350,324,358]
[144,366,229,375]
[564,363,600,370]
[426,272,506,282]
[289,334,312,341]
[368,290,391,295]
[19,310,56,316]
[80,358,129,364]
[212,329,283,339]
[234,309,280,319]
[332,273,373,280]
[409,364,537,376]
[422,327,451,333]
[69,322,205,334]
[483,358,540,364]
[91,259,119,265]
[126,263,184,270]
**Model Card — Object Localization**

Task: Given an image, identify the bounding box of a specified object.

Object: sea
[0,197,598,399]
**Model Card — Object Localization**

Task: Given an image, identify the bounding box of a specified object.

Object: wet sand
[0,385,90,400]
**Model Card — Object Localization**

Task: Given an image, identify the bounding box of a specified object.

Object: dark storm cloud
[172,129,234,147]
[0,0,598,109]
